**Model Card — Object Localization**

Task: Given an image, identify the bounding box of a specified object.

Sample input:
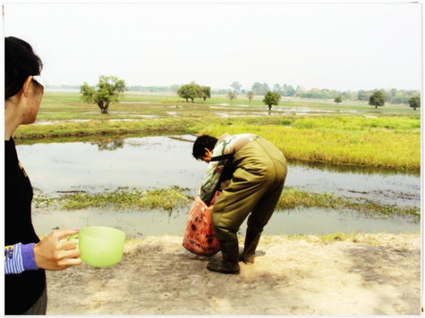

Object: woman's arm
[5,228,82,274]
[4,243,38,275]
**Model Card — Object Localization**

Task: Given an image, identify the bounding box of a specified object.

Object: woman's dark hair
[192,135,218,159]
[5,36,43,100]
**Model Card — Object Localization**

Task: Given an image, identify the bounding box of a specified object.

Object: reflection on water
[288,162,420,208]
[290,159,419,177]
[17,135,206,196]
[90,139,125,151]
[16,135,420,209]
[32,207,420,238]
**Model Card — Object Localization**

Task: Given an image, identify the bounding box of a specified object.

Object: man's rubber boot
[207,240,240,274]
[239,230,262,264]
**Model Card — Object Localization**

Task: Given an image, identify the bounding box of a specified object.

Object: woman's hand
[34,228,82,271]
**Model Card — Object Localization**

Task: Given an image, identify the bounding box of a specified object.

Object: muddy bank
[46,233,421,315]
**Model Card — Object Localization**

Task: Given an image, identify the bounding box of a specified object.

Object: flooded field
[208,105,362,117]
[15,135,420,236]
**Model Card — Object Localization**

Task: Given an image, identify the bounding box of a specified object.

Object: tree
[261,83,270,95]
[251,82,263,95]
[247,91,254,102]
[284,84,296,96]
[384,90,393,103]
[341,90,356,100]
[295,85,305,97]
[200,86,211,101]
[357,90,370,102]
[369,90,385,109]
[409,96,420,110]
[169,84,181,92]
[390,88,398,99]
[230,81,242,93]
[80,76,127,114]
[391,94,409,104]
[177,82,203,102]
[263,91,281,111]
[334,96,343,105]
[251,82,270,95]
[273,84,282,95]
[321,88,332,99]
[228,90,237,101]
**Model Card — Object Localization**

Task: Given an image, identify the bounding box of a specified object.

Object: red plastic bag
[182,194,220,256]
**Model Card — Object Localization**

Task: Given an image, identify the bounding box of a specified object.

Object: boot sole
[207,264,240,274]
[239,256,255,264]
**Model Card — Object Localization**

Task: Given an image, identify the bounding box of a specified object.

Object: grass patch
[33,194,56,208]
[16,115,420,170]
[198,119,419,170]
[15,92,420,170]
[59,186,191,211]
[15,117,197,139]
[278,187,420,221]
[33,186,419,222]
[40,92,417,116]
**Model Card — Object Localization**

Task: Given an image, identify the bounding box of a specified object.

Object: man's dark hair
[192,135,218,159]
[5,36,43,100]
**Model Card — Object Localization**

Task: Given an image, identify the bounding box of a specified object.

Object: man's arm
[200,161,223,206]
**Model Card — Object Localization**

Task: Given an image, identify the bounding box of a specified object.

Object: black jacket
[5,138,46,314]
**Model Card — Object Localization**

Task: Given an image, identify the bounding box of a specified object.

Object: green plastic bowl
[76,226,126,267]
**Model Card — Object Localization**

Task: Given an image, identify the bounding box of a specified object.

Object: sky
[2,1,423,92]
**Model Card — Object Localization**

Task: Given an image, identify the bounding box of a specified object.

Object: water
[13,135,420,235]
[17,136,205,195]
[34,119,91,125]
[32,207,419,238]
[208,105,363,116]
[288,162,420,208]
[16,136,420,208]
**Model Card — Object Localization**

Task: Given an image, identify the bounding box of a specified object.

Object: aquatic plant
[59,186,191,211]
[278,187,420,221]
[33,186,420,222]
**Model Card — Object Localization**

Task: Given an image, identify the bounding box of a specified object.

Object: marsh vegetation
[16,93,420,170]
[19,92,420,236]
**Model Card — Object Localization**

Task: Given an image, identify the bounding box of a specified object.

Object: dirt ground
[46,233,422,315]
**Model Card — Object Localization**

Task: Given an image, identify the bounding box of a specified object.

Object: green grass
[15,92,421,171]
[61,186,191,210]
[198,119,420,171]
[32,186,420,222]
[15,117,195,139]
[277,188,419,221]
[33,186,192,211]
[35,92,419,121]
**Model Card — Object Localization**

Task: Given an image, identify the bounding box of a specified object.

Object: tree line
[78,76,421,114]
[364,90,420,111]
[125,82,419,105]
